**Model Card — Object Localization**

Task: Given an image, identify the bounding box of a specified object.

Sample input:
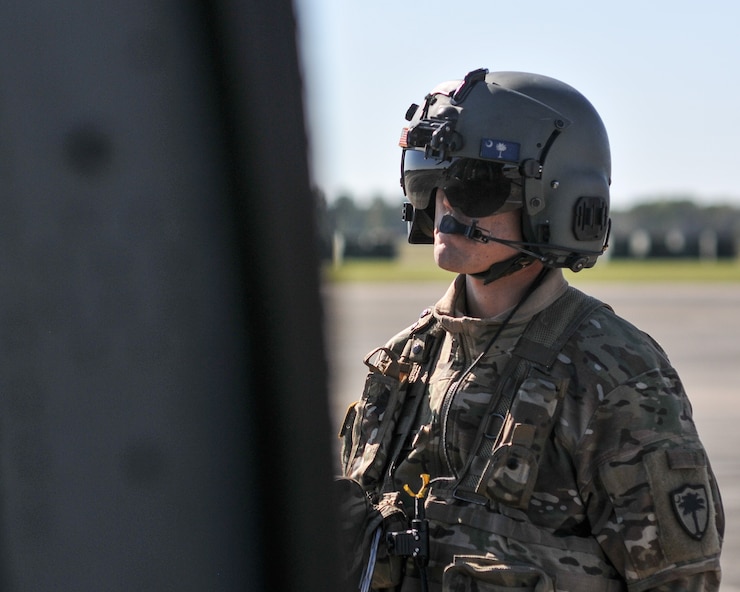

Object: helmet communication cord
[438,213,540,283]
[438,213,607,281]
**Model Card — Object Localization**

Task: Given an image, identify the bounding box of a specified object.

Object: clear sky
[293,0,740,210]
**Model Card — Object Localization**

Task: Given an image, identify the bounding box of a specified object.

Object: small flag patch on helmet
[480,138,520,162]
[399,128,410,148]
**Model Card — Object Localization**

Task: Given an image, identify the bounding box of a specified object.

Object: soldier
[336,69,724,591]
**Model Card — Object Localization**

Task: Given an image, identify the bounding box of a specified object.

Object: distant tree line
[610,200,739,259]
[315,192,407,259]
[314,190,740,261]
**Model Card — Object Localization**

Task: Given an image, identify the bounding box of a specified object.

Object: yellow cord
[403,473,431,499]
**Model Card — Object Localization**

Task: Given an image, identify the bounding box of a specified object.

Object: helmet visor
[402,149,520,218]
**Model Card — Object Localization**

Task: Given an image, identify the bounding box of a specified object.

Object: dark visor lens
[443,159,512,218]
[402,149,447,209]
[403,150,513,217]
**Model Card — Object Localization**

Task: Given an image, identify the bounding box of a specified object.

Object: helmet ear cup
[521,104,611,269]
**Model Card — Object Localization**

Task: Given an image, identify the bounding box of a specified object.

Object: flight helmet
[400,68,611,272]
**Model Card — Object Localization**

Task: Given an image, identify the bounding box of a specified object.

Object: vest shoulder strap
[513,286,609,368]
[453,286,608,505]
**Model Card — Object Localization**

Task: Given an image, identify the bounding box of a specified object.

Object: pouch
[334,478,409,590]
[370,492,408,589]
[443,555,554,592]
[341,347,412,488]
[477,371,567,510]
[334,477,383,588]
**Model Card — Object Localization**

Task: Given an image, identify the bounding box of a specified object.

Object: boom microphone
[438,214,491,243]
[438,213,551,264]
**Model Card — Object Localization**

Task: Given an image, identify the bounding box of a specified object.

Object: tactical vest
[339,286,626,592]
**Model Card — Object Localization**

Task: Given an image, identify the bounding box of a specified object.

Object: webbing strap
[514,286,607,367]
[426,490,605,554]
[454,287,607,502]
[380,317,445,494]
[453,352,525,502]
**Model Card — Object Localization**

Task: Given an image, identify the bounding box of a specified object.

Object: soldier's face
[433,188,522,276]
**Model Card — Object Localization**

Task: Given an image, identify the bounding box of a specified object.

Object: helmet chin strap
[438,213,538,284]
[472,253,537,284]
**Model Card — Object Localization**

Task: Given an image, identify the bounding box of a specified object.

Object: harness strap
[453,286,608,504]
[426,489,604,554]
[381,317,445,493]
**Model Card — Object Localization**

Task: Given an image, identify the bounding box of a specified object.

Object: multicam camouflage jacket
[338,270,724,592]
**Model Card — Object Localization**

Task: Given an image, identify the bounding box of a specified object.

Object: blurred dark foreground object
[0,1,338,590]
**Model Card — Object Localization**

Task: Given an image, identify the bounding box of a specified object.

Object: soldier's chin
[433,243,466,274]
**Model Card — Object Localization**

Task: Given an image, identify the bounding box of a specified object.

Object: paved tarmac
[323,280,740,589]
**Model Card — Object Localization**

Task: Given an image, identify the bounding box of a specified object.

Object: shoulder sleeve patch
[645,447,721,564]
[597,444,722,581]
[670,483,710,541]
